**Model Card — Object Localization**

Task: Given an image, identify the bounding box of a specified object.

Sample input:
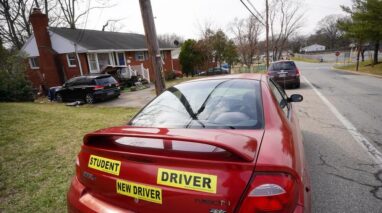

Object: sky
[81,0,352,39]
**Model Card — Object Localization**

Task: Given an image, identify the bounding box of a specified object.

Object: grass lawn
[334,61,382,76]
[0,103,138,212]
[291,56,320,63]
[165,76,206,88]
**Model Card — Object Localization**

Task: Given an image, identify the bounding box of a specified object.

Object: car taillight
[296,68,300,76]
[238,173,298,213]
[93,85,104,90]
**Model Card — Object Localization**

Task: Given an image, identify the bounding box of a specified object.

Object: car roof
[84,74,111,79]
[184,74,264,84]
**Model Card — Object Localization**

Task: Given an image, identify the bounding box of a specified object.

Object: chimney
[30,8,61,89]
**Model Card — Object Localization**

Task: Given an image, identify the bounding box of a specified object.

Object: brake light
[238,173,298,213]
[296,68,300,76]
[93,85,104,90]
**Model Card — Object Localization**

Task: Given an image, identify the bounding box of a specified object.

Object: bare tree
[101,19,124,32]
[269,0,304,60]
[316,14,343,50]
[230,16,262,67]
[56,0,112,29]
[0,0,114,49]
[157,33,184,47]
[0,0,36,49]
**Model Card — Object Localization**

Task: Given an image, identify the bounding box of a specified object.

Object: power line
[246,0,264,22]
[240,0,265,26]
[76,0,91,43]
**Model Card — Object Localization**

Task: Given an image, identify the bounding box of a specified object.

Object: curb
[331,67,382,79]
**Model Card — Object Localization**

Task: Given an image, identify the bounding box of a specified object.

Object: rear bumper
[272,76,300,86]
[93,89,120,100]
[67,176,133,213]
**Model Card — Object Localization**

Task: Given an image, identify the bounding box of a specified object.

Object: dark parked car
[199,67,229,76]
[268,60,300,88]
[54,74,120,104]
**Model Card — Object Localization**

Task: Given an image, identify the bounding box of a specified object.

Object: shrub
[164,70,176,80]
[0,47,34,102]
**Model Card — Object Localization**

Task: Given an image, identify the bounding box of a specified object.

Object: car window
[65,77,79,87]
[269,62,296,71]
[74,77,88,86]
[129,79,264,129]
[95,76,117,85]
[269,79,289,116]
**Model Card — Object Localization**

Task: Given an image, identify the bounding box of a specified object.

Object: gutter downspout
[74,43,83,76]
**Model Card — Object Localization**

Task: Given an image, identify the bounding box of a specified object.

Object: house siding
[125,50,173,82]
[57,53,90,81]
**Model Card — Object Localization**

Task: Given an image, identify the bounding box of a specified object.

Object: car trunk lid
[76,126,264,213]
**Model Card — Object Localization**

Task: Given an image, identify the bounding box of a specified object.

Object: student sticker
[88,155,121,176]
[116,179,162,204]
[157,168,217,194]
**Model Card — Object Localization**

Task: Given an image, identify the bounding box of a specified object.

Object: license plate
[279,73,287,78]
[107,91,114,95]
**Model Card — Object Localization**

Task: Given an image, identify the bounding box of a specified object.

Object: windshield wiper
[167,87,205,128]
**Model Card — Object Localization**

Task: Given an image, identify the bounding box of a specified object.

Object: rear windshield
[129,79,264,129]
[269,61,296,71]
[94,76,117,85]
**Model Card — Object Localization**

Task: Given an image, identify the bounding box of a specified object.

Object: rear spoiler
[83,127,260,162]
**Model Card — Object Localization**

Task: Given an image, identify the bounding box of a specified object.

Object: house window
[88,53,98,73]
[66,53,77,67]
[116,52,126,65]
[135,51,145,61]
[29,57,39,69]
[97,53,113,71]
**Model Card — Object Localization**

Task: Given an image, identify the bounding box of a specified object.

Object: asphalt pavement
[289,62,382,213]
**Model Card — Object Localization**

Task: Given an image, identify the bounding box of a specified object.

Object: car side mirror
[288,94,303,102]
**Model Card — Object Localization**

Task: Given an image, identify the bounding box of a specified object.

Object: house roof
[302,44,325,49]
[49,27,173,51]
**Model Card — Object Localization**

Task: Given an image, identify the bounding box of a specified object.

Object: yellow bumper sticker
[116,179,162,204]
[157,168,217,194]
[88,155,121,176]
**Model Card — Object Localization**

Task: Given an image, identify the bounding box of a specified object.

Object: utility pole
[240,0,269,68]
[265,0,269,69]
[139,0,166,95]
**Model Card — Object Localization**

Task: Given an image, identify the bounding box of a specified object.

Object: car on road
[268,60,301,88]
[67,74,310,213]
[54,74,120,104]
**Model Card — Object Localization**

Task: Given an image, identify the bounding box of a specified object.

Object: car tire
[56,94,63,103]
[85,93,95,104]
[295,82,300,88]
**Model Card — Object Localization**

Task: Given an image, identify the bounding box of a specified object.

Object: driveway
[96,85,155,108]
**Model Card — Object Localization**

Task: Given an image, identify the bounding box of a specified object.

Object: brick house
[21,8,175,90]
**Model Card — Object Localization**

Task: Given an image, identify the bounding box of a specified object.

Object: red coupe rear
[67,74,311,213]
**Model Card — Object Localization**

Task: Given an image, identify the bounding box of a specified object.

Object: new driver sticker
[116,179,162,204]
[88,155,121,176]
[157,168,217,194]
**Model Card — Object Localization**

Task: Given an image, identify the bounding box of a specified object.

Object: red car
[67,74,311,213]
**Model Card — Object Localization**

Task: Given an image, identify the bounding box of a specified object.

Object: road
[289,62,382,213]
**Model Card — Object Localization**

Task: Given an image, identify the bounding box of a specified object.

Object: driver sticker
[157,168,217,194]
[116,179,162,204]
[88,155,121,176]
